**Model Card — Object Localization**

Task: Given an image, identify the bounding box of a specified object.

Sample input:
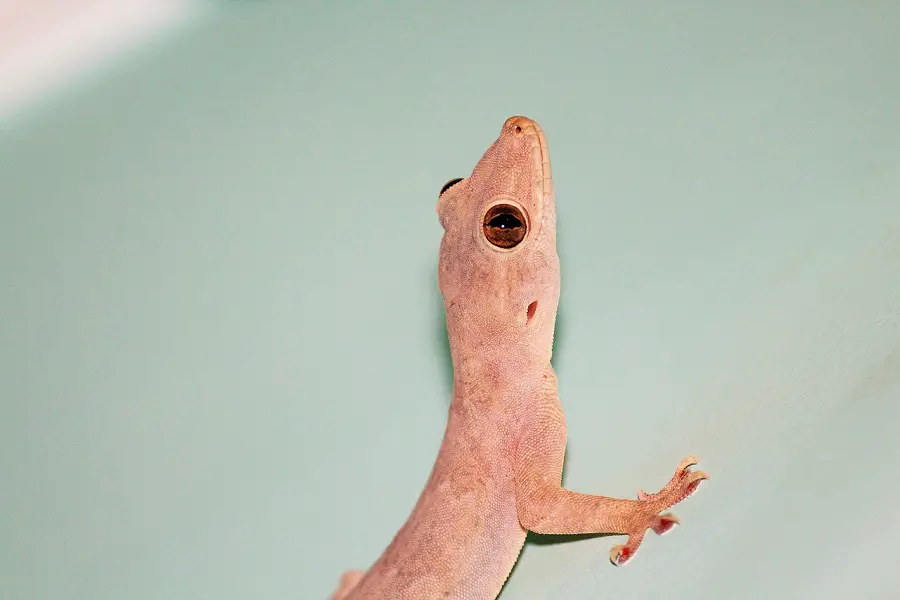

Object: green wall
[3,2,899,598]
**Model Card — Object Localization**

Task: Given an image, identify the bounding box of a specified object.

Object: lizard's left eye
[483,204,527,248]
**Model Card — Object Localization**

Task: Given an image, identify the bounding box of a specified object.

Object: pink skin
[329,117,709,599]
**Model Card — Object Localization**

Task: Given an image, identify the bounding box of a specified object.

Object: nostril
[503,116,534,135]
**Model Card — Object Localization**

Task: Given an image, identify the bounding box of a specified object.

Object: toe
[650,512,680,535]
[609,544,633,566]
[677,456,700,473]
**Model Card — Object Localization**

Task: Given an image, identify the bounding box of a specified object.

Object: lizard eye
[439,178,463,197]
[483,204,527,249]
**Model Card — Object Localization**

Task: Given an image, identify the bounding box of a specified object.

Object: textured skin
[329,116,709,600]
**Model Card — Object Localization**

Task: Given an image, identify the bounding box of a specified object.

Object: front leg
[514,388,708,566]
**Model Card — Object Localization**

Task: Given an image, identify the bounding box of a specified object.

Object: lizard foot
[609,456,709,566]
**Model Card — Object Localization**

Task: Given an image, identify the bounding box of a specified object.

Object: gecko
[328,116,709,600]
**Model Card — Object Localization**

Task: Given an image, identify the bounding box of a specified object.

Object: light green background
[3,2,900,599]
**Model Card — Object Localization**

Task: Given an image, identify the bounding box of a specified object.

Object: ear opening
[526,300,538,323]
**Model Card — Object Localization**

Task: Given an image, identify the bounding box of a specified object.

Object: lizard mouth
[503,116,553,242]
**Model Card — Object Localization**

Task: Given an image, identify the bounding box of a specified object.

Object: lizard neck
[444,304,557,403]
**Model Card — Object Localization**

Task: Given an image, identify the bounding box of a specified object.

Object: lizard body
[329,116,709,600]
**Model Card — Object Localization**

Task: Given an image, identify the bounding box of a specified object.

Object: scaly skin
[329,116,709,600]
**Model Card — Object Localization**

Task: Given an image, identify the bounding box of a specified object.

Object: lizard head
[436,116,560,363]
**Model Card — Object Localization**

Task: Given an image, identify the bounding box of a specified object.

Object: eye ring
[482,203,527,249]
[439,178,463,197]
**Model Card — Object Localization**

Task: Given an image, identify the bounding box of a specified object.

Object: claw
[637,488,650,501]
[609,544,634,566]
[650,512,680,535]
[676,455,700,473]
[683,470,709,498]
[689,470,709,483]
